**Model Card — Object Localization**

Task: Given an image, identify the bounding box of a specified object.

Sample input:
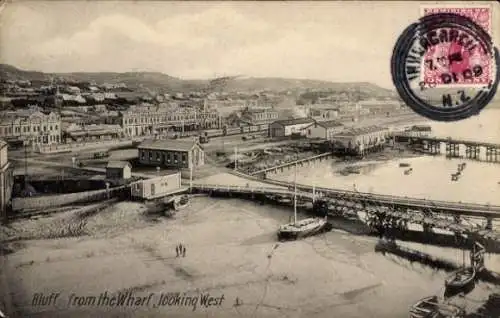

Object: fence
[37,139,135,154]
[11,186,129,211]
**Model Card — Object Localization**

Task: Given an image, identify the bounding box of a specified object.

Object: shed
[106,161,132,180]
[305,120,344,140]
[269,118,314,137]
[130,172,184,200]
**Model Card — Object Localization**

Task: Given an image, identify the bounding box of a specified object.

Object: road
[11,158,157,179]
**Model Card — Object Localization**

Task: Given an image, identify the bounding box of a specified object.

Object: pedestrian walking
[175,245,179,257]
[182,245,186,257]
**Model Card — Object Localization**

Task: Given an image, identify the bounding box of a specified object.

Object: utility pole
[24,140,28,191]
[234,146,238,171]
[189,158,193,193]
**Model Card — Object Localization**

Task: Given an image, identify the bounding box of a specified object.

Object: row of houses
[268,118,390,153]
[116,104,223,137]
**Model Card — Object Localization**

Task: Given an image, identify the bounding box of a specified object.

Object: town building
[403,125,432,138]
[0,108,62,146]
[62,123,122,143]
[309,104,340,121]
[119,104,222,137]
[269,118,315,138]
[305,120,344,140]
[138,140,205,169]
[130,173,183,200]
[0,139,13,222]
[106,161,132,180]
[239,107,279,126]
[356,100,402,115]
[330,126,390,155]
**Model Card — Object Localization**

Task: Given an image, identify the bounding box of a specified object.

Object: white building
[0,109,62,145]
[305,120,344,140]
[331,126,390,154]
[269,118,315,138]
[356,100,402,115]
[130,172,183,200]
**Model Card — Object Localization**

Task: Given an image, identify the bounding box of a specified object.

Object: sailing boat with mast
[277,162,328,241]
[444,240,477,295]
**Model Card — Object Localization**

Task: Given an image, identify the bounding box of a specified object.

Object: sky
[0,1,499,89]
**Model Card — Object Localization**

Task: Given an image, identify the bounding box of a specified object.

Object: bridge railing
[191,183,314,197]
[392,134,500,148]
[227,171,500,212]
[250,152,333,175]
[298,183,500,211]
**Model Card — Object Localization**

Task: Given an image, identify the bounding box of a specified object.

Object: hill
[0,64,394,97]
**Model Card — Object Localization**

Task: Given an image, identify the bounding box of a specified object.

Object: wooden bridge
[249,152,334,176]
[191,181,500,247]
[392,134,500,149]
[392,134,500,162]
[191,181,500,218]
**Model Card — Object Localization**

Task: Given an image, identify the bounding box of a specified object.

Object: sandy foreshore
[1,197,495,318]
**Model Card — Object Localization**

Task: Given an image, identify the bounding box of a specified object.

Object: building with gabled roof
[137,139,204,169]
[106,161,132,180]
[269,118,315,138]
[330,125,389,155]
[305,120,344,140]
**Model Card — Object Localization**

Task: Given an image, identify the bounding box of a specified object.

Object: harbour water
[273,108,500,206]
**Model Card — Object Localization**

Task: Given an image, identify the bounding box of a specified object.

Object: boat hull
[409,295,465,318]
[444,268,476,297]
[277,221,330,241]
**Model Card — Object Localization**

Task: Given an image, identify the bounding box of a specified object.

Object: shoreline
[1,197,497,318]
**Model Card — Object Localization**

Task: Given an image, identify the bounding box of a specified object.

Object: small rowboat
[445,267,476,292]
[409,296,465,318]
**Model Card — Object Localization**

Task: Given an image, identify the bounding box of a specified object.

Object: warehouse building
[268,118,315,138]
[330,125,390,155]
[305,120,344,140]
[137,140,205,169]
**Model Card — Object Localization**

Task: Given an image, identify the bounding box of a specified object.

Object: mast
[293,162,297,224]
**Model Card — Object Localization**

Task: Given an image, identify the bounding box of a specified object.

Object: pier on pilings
[423,141,440,154]
[445,142,460,158]
[465,145,480,160]
[486,217,493,231]
[486,147,500,163]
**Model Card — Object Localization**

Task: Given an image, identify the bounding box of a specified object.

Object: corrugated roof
[337,125,388,137]
[138,139,200,152]
[106,161,131,169]
[315,120,344,129]
[273,118,314,126]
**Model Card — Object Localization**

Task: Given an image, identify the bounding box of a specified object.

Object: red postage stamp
[420,5,492,86]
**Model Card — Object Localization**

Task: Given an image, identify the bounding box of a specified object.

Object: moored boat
[277,162,329,241]
[164,195,190,211]
[278,216,329,241]
[173,195,189,210]
[276,196,293,204]
[399,162,411,168]
[409,296,465,318]
[445,267,476,293]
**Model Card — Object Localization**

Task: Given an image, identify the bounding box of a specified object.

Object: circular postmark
[391,12,500,121]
